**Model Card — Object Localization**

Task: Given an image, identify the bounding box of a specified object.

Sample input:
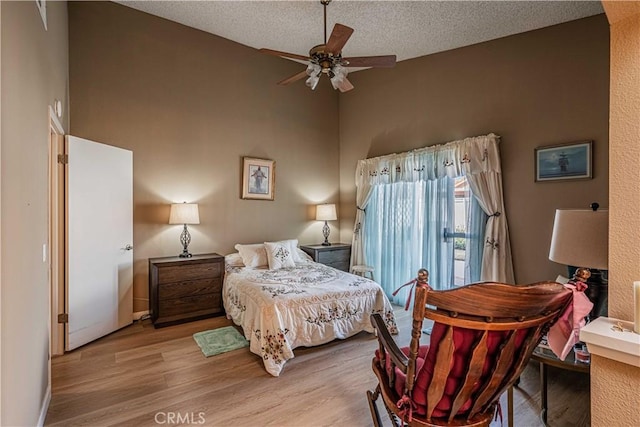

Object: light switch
[42,243,47,263]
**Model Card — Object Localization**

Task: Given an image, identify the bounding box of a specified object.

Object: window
[448,177,488,286]
[364,178,452,302]
[353,134,513,288]
[363,176,486,305]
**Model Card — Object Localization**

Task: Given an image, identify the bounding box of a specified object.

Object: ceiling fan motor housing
[309,44,343,74]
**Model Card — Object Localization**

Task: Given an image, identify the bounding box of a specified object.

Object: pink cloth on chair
[547,282,593,360]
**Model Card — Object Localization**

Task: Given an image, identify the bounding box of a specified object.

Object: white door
[66,136,133,350]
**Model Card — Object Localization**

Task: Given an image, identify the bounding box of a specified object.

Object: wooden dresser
[300,243,351,272]
[149,253,224,328]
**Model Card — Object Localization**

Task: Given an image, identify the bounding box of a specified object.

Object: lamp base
[178,224,193,258]
[568,266,608,318]
[587,270,608,318]
[321,220,331,246]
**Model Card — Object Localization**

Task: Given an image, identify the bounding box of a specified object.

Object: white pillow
[264,241,296,270]
[234,243,268,268]
[225,253,245,267]
[296,248,313,262]
[269,239,302,262]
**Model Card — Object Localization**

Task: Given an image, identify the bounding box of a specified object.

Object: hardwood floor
[46,307,589,426]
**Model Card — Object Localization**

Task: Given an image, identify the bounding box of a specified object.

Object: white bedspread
[223,261,398,376]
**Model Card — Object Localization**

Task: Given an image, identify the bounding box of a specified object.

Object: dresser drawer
[159,278,222,300]
[159,292,222,317]
[300,244,351,272]
[158,262,221,283]
[326,261,350,272]
[317,250,349,265]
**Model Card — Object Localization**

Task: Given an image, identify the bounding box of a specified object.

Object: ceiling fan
[259,0,396,93]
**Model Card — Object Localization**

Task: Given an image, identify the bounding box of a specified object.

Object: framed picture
[535,140,592,182]
[241,157,275,200]
[36,0,47,31]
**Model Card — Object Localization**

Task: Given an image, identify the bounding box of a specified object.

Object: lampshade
[305,74,320,90]
[169,203,200,225]
[549,208,608,270]
[316,204,337,221]
[306,63,321,77]
[330,65,349,90]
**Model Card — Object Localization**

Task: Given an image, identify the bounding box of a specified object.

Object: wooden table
[508,346,590,427]
[530,346,590,425]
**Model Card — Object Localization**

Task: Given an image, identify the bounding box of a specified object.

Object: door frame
[0,7,3,421]
[48,106,65,359]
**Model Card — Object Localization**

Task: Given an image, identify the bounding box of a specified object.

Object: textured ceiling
[116,1,604,65]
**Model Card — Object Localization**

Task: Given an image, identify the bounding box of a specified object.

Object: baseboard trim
[133,310,150,321]
[37,384,51,427]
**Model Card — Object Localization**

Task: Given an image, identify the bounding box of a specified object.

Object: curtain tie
[393,278,431,311]
[489,211,501,217]
[356,206,365,212]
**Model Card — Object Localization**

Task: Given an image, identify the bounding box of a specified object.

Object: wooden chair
[367,269,572,427]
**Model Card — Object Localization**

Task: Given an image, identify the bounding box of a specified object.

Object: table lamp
[169,202,200,258]
[316,203,337,246]
[549,203,608,317]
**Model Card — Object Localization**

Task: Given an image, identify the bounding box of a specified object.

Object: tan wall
[591,355,640,426]
[603,0,640,324]
[338,15,610,285]
[592,2,640,426]
[1,1,69,425]
[68,2,340,312]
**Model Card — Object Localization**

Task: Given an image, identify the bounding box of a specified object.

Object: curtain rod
[362,133,501,162]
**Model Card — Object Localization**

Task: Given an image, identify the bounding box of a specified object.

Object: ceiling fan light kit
[305,63,322,90]
[260,0,396,93]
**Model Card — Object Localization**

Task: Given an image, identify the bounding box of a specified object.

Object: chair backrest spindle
[406,269,429,396]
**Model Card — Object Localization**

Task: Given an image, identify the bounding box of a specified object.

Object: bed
[222,240,398,377]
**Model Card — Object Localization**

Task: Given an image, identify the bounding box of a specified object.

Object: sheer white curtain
[351,133,514,288]
[363,179,455,304]
[465,194,489,284]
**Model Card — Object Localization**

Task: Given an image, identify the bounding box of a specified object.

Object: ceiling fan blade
[277,70,308,86]
[337,77,354,93]
[325,23,354,55]
[343,55,397,68]
[259,48,310,62]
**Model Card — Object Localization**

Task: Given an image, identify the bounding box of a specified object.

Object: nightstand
[300,243,351,272]
[149,253,224,328]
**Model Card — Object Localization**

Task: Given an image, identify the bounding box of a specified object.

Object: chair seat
[377,345,429,408]
[351,265,375,280]
[371,357,496,427]
[377,324,507,420]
